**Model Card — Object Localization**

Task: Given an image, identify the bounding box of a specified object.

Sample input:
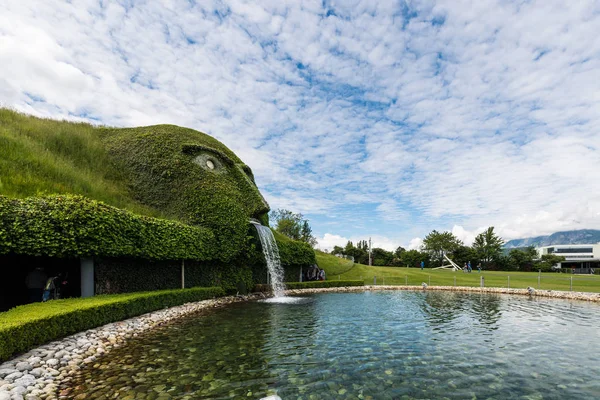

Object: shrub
[0,287,224,362]
[0,195,216,261]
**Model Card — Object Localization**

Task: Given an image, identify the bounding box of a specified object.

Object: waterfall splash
[251,221,286,298]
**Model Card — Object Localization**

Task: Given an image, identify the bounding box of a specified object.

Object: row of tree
[331,227,565,272]
[269,209,565,272]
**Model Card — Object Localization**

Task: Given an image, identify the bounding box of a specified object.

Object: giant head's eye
[193,153,224,173]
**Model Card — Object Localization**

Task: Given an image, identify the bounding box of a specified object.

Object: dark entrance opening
[560,261,600,275]
[0,255,80,312]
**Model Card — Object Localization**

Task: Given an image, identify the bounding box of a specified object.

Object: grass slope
[315,250,355,276]
[336,264,600,293]
[0,108,161,217]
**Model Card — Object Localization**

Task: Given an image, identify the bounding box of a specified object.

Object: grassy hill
[315,250,355,276]
[0,108,161,217]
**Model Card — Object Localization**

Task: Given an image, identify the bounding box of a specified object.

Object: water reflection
[65,292,600,399]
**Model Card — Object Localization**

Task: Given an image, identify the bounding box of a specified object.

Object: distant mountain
[504,229,600,249]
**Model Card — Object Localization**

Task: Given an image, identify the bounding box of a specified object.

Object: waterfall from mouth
[251,222,286,298]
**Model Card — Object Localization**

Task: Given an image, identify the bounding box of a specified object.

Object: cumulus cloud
[407,237,424,251]
[316,233,400,252]
[2,0,599,247]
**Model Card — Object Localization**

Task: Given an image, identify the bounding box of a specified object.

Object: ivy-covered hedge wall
[272,229,316,281]
[0,112,317,296]
[0,195,216,261]
[0,195,316,295]
[95,257,256,296]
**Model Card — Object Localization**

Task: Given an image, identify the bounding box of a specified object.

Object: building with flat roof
[537,244,600,273]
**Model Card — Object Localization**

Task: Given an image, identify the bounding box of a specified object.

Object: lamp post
[368,237,372,267]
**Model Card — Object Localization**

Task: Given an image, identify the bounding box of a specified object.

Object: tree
[472,227,504,266]
[508,246,538,271]
[331,245,344,255]
[400,249,430,268]
[270,209,301,240]
[394,246,406,258]
[453,245,478,268]
[300,220,317,247]
[270,209,317,247]
[372,248,394,266]
[344,241,354,254]
[536,254,566,272]
[422,230,463,267]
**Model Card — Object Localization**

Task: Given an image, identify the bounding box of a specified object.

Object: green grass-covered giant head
[101,124,270,260]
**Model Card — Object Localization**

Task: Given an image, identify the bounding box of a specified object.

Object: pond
[66,291,600,399]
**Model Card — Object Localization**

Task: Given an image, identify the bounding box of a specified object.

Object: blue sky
[1,0,600,251]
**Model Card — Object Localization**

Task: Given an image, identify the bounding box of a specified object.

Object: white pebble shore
[287,285,600,302]
[1,285,598,399]
[0,293,267,400]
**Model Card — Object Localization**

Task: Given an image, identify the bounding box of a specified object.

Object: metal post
[181,260,185,289]
[368,237,372,267]
[405,276,408,285]
[538,269,541,289]
[374,276,377,285]
[480,276,484,288]
[507,276,510,289]
[570,276,573,291]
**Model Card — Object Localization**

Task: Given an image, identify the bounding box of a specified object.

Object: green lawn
[317,254,600,293]
[0,108,162,217]
[315,250,355,276]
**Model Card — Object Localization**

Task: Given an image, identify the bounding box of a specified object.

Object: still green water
[67,291,600,399]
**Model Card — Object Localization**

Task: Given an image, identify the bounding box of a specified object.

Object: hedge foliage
[273,229,316,268]
[0,195,216,260]
[0,287,225,362]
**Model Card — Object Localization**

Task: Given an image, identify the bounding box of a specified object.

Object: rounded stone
[3,373,22,383]
[15,363,32,373]
[0,371,17,380]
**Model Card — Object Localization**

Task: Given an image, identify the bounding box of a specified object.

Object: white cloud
[1,0,599,245]
[407,237,423,251]
[451,225,481,246]
[316,233,348,252]
[316,233,400,252]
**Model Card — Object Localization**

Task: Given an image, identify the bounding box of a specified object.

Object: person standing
[467,261,472,273]
[420,261,424,271]
[477,263,482,273]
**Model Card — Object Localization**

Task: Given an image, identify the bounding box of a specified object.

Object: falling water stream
[251,222,286,298]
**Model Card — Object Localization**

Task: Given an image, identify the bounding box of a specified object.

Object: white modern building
[537,244,600,272]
